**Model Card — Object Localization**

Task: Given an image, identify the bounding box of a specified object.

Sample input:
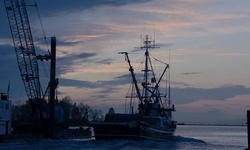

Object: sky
[1,0,250,125]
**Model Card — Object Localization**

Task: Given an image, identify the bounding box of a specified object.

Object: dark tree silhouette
[12,96,104,126]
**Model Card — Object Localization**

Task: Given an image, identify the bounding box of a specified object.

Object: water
[174,125,247,149]
[0,125,247,150]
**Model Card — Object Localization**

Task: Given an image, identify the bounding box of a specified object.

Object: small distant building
[0,92,11,135]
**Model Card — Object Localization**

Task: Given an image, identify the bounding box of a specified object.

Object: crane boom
[4,0,59,137]
[4,0,43,102]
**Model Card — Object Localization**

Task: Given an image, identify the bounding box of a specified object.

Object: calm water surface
[0,125,247,150]
[175,125,247,149]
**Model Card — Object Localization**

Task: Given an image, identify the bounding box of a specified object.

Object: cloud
[59,73,131,88]
[95,58,114,65]
[1,0,250,125]
[0,0,152,40]
[35,37,82,47]
[181,72,200,75]
[57,52,97,75]
[172,85,250,104]
[175,94,250,124]
[0,44,27,100]
[58,70,250,107]
[59,78,99,88]
[34,0,151,16]
[0,45,21,80]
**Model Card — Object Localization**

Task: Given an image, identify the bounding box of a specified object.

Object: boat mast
[141,35,159,103]
[143,35,150,102]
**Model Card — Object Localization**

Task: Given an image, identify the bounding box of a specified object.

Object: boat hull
[89,121,176,141]
[88,121,140,140]
[140,123,176,141]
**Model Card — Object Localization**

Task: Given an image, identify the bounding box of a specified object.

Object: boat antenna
[7,81,10,93]
[141,35,143,48]
[168,45,171,107]
[153,30,155,47]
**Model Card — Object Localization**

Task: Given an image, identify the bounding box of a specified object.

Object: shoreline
[177,123,246,127]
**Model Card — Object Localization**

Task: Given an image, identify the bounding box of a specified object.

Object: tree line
[12,96,104,126]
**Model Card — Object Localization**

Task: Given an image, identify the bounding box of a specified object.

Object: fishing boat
[88,35,177,141]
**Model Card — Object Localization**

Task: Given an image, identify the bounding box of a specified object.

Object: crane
[4,0,57,136]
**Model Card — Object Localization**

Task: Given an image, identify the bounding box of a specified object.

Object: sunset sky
[1,0,250,124]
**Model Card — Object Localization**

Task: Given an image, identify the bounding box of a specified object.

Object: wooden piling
[246,110,250,150]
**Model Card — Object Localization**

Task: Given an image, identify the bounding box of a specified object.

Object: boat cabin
[0,92,11,135]
[143,116,168,128]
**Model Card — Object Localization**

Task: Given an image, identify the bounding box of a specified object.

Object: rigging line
[168,44,171,103]
[130,83,135,114]
[131,54,144,84]
[33,0,50,82]
[124,95,127,113]
[149,53,168,65]
[165,67,168,101]
[148,54,159,99]
[126,82,132,98]
[33,0,50,55]
[41,61,49,83]
[125,80,134,114]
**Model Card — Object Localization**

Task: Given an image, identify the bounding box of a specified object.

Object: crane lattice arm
[4,0,42,104]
